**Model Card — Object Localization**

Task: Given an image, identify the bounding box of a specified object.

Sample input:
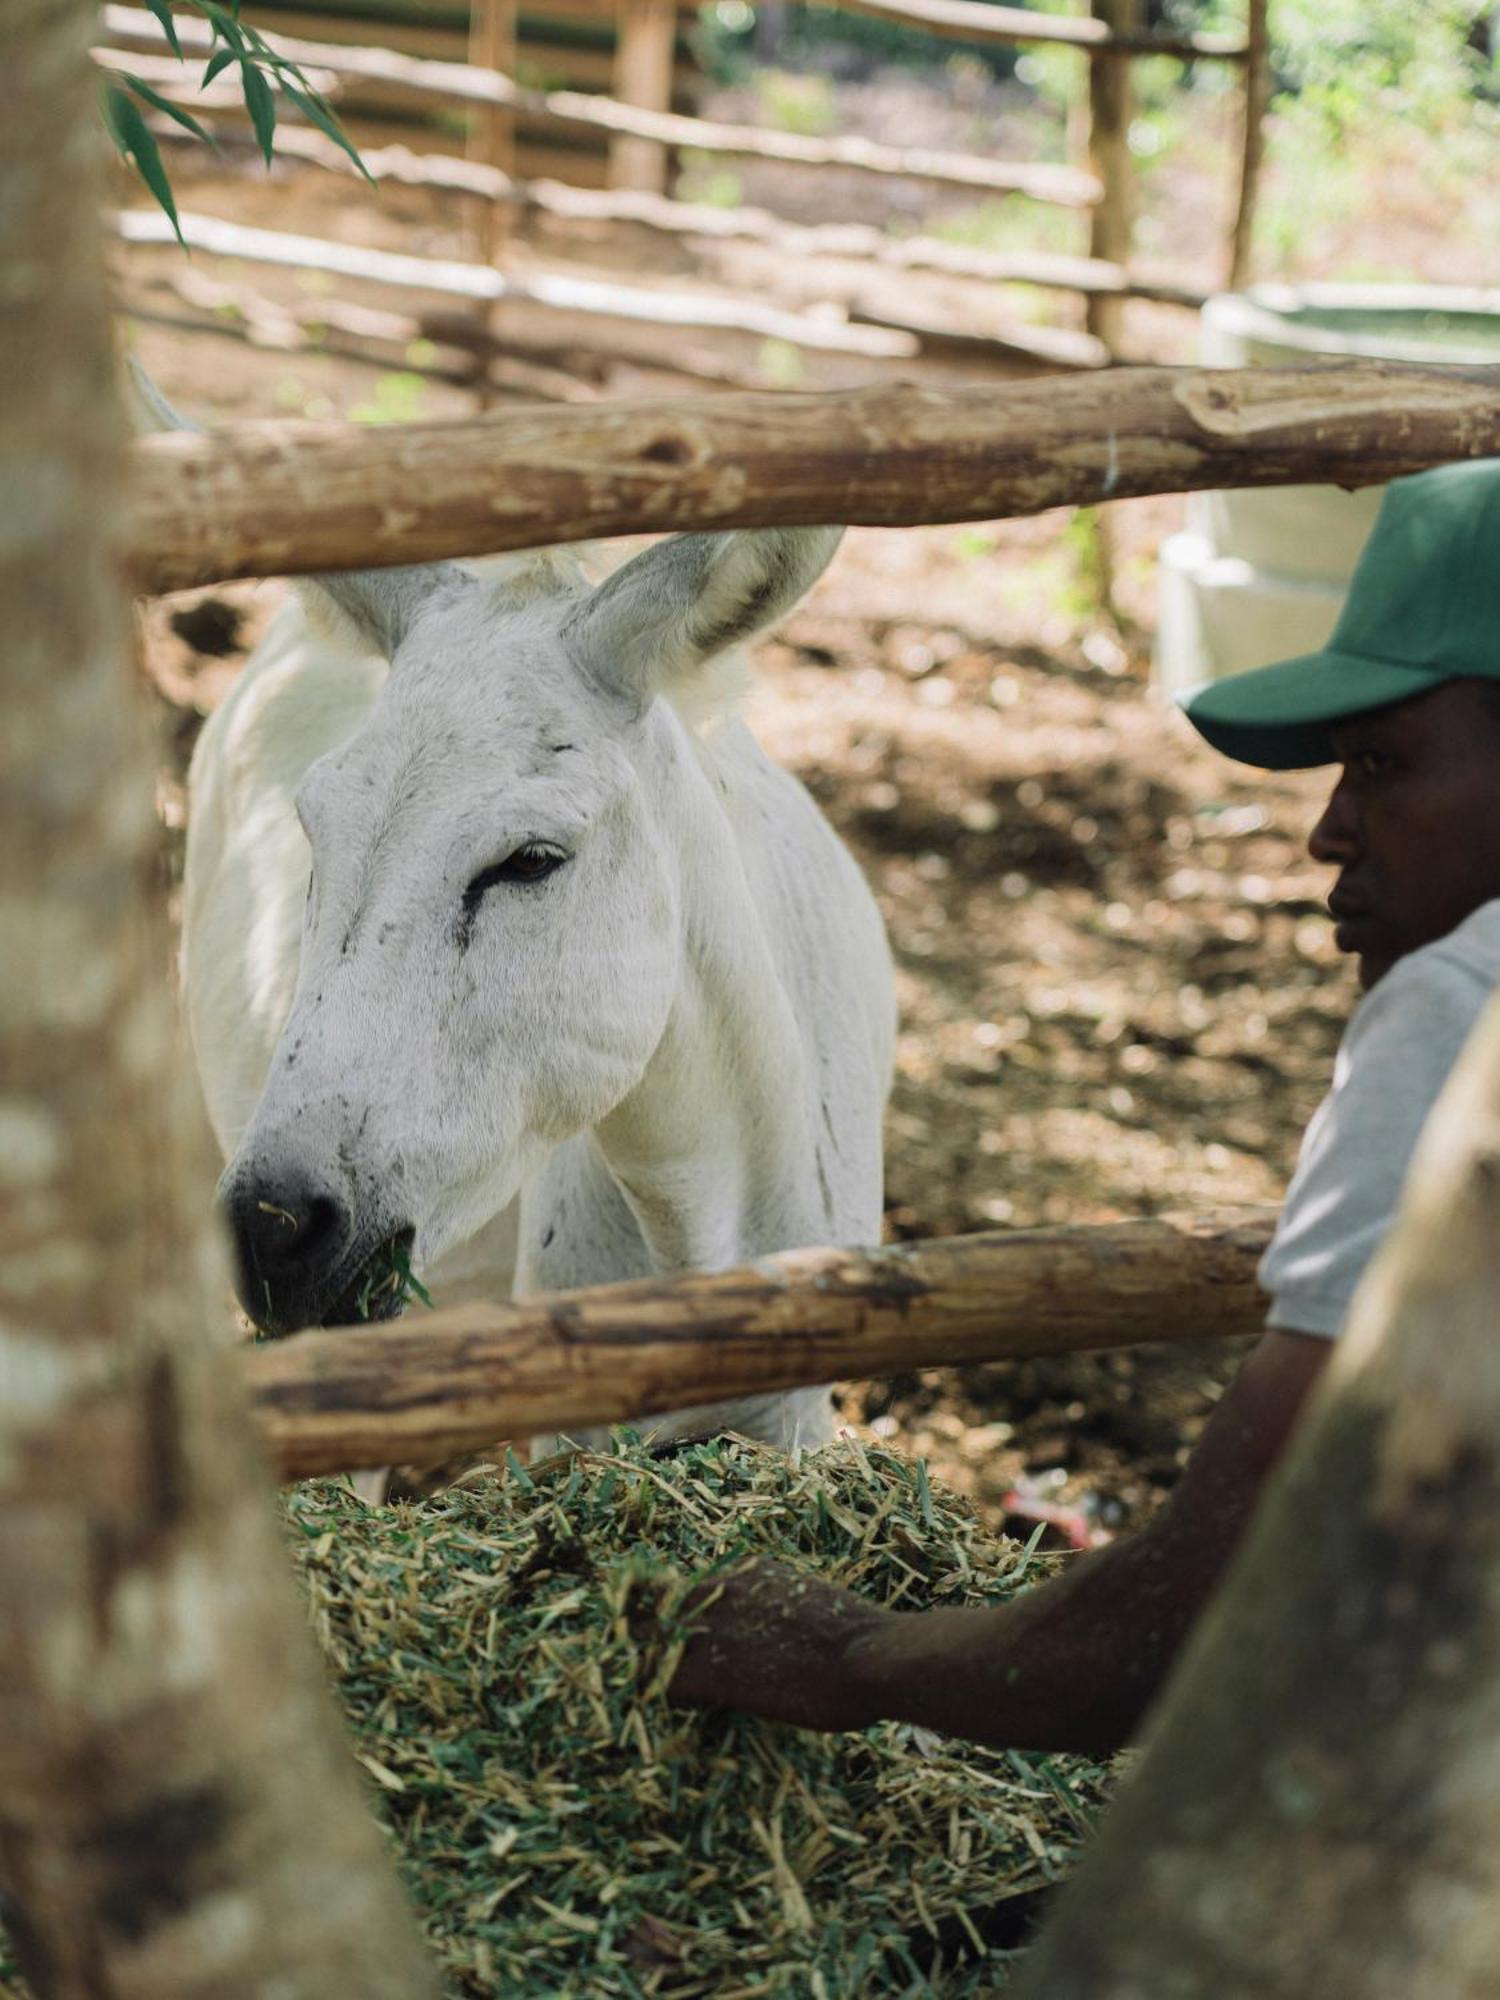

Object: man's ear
[563,527,844,707]
[297,562,473,658]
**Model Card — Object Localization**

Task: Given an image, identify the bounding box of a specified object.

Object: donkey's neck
[591,718,820,1273]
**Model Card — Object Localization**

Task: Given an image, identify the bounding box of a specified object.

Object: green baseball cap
[1179,455,1500,769]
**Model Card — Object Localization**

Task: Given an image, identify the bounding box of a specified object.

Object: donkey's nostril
[250,1191,342,1270]
[223,1175,355,1333]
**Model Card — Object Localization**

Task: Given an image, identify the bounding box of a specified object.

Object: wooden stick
[120,274,604,403]
[123,360,1500,594]
[465,0,517,412]
[243,1211,1275,1478]
[825,0,1247,59]
[139,114,1208,305]
[101,5,1102,206]
[848,297,1108,371]
[1227,0,1270,291]
[113,207,918,356]
[467,0,517,262]
[611,0,679,194]
[1084,0,1139,357]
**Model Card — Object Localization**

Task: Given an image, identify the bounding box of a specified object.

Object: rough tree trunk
[0,6,435,1994]
[1013,995,1500,1998]
[241,1211,1274,1480]
[124,361,1500,593]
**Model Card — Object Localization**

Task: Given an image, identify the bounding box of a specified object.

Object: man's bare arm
[668,1329,1330,1753]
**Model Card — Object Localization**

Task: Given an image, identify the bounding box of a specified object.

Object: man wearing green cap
[667,456,1500,1753]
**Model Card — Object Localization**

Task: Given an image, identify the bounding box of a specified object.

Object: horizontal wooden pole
[103,6,1100,206]
[115,208,919,358]
[243,1210,1276,1478]
[825,0,1248,59]
[125,362,1500,594]
[140,116,1207,307]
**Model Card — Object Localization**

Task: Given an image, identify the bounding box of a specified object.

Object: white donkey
[184,520,895,1450]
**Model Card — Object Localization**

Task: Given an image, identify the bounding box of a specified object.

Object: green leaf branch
[104,0,369,246]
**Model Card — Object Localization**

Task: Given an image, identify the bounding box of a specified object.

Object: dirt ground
[125,92,1362,1553]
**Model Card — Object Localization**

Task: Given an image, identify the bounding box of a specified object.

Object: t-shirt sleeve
[1260,953,1490,1339]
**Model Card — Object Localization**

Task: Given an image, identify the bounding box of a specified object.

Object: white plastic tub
[1155,283,1500,698]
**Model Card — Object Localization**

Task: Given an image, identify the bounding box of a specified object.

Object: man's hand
[666,1331,1331,1754]
[668,1557,893,1733]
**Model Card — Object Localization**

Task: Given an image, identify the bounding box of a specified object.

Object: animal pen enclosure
[100,0,1269,400]
[12,0,1500,1992]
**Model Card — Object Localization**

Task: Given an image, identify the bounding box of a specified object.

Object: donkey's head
[218,526,841,1334]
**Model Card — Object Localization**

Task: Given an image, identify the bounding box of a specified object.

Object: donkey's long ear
[297,562,474,659]
[564,527,843,707]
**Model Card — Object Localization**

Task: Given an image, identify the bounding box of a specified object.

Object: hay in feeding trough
[0,1437,1112,1998]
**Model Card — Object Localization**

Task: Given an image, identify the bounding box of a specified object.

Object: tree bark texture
[124,360,1500,593]
[242,1211,1274,1479]
[1013,997,1500,1999]
[0,6,435,1994]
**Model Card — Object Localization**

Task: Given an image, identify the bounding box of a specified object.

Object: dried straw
[0,1436,1112,1997]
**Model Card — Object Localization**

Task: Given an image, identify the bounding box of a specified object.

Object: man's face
[1310,679,1500,991]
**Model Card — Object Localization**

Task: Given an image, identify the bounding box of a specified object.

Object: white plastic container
[1155,284,1500,695]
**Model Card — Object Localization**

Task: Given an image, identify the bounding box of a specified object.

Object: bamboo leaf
[142,0,182,58]
[241,59,277,166]
[202,46,238,85]
[103,84,185,248]
[282,79,373,184]
[123,71,215,147]
[198,3,246,51]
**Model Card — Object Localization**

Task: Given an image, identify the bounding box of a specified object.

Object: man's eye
[463,843,570,906]
[1355,749,1393,779]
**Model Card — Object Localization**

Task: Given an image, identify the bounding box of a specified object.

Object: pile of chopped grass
[295,1436,1111,1996]
[0,1438,1111,1999]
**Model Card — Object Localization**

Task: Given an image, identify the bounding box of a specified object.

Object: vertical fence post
[1228,0,1270,291]
[1083,0,1139,357]
[611,0,679,193]
[0,4,441,1991]
[467,0,518,407]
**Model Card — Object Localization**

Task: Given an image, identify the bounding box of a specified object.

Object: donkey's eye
[463,842,570,905]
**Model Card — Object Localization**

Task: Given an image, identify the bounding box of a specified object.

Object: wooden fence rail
[828,0,1248,60]
[103,0,1271,377]
[243,1210,1275,1479]
[140,118,1208,307]
[116,208,921,360]
[103,6,1100,208]
[125,361,1500,594]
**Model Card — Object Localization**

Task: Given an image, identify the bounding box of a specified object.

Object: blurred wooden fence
[101,0,1270,394]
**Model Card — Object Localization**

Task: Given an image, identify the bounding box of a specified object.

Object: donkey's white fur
[184,528,895,1451]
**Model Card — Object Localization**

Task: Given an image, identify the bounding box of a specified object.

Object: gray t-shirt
[1261,898,1500,1339]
